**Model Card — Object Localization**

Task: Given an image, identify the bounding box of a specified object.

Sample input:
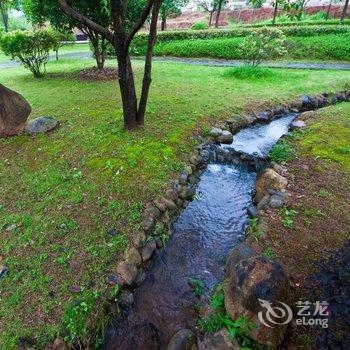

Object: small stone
[118,290,134,307]
[154,197,167,212]
[164,199,177,211]
[269,194,285,208]
[52,338,69,350]
[68,285,81,293]
[116,261,138,286]
[25,116,58,134]
[175,198,183,208]
[141,240,157,261]
[209,127,223,137]
[146,206,161,219]
[134,268,146,286]
[179,172,188,185]
[160,211,170,224]
[155,237,164,249]
[291,120,306,129]
[184,165,193,176]
[257,194,271,211]
[166,189,178,201]
[106,274,122,286]
[247,204,257,218]
[167,329,196,350]
[127,248,142,267]
[142,216,155,234]
[133,231,146,249]
[256,111,270,123]
[107,228,118,237]
[203,329,239,350]
[3,223,16,232]
[0,266,9,279]
[58,223,67,230]
[217,130,233,144]
[189,154,202,166]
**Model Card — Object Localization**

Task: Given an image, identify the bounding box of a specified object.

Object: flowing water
[103,113,297,350]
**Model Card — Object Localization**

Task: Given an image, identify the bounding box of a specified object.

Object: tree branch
[125,0,155,49]
[57,0,114,43]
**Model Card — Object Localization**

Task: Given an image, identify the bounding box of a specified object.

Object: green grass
[269,140,296,163]
[297,103,350,171]
[0,57,350,348]
[223,66,279,79]
[152,34,350,61]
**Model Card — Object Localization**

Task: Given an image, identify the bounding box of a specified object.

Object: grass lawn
[253,102,350,347]
[0,58,350,348]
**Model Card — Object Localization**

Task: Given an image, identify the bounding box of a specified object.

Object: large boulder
[255,169,288,203]
[224,256,292,348]
[0,84,31,137]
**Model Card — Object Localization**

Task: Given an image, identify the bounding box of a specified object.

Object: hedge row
[150,34,350,61]
[106,24,350,55]
[243,19,350,27]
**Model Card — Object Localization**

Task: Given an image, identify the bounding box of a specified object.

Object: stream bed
[103,113,298,350]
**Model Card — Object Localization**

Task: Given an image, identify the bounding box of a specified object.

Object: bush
[151,34,350,61]
[238,27,287,66]
[0,30,58,77]
[191,21,209,30]
[223,66,278,79]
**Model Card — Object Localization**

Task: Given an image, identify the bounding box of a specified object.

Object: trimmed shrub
[151,34,350,61]
[238,27,287,66]
[0,30,58,77]
[191,21,209,30]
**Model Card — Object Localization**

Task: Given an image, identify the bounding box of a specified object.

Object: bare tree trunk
[116,52,139,130]
[272,0,278,25]
[137,0,162,126]
[89,32,105,69]
[215,0,224,28]
[341,0,349,20]
[161,14,166,31]
[209,11,214,27]
[326,0,332,20]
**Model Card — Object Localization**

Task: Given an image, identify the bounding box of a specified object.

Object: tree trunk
[326,0,332,20]
[89,32,105,69]
[0,2,9,32]
[215,0,224,28]
[209,11,214,27]
[272,0,278,25]
[161,14,166,31]
[341,0,349,20]
[137,0,162,126]
[116,51,139,130]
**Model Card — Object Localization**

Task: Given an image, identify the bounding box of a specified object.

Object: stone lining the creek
[98,90,350,350]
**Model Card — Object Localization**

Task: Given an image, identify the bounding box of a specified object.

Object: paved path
[2,52,350,71]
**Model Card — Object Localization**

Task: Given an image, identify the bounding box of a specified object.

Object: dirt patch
[77,67,119,81]
[252,155,350,347]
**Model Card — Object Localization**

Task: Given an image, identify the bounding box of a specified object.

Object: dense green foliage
[0,29,58,76]
[238,27,287,66]
[191,21,210,30]
[150,34,350,61]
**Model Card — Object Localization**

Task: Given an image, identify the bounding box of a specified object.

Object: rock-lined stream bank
[102,91,350,350]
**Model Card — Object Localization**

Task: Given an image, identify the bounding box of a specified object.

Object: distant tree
[160,0,188,31]
[0,0,20,32]
[215,0,228,28]
[23,0,111,69]
[283,0,304,21]
[341,0,349,21]
[56,0,163,130]
[196,0,222,27]
[272,0,280,25]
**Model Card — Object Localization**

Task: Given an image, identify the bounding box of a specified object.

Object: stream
[103,113,298,350]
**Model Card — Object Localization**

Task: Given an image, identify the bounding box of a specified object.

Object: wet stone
[247,204,257,218]
[0,266,9,279]
[106,274,122,286]
[118,290,134,308]
[107,228,118,237]
[141,240,157,262]
[116,261,138,286]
